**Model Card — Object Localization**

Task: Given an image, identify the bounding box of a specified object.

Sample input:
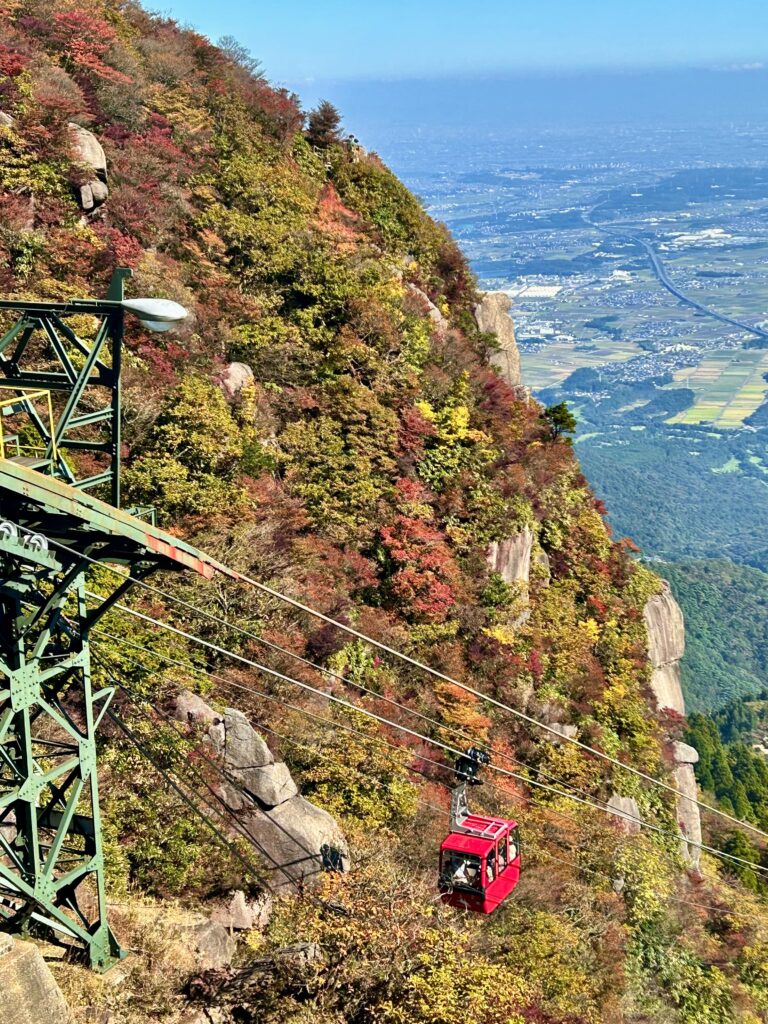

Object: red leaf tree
[379,512,460,623]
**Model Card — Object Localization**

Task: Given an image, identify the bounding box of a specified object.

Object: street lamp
[120,297,189,333]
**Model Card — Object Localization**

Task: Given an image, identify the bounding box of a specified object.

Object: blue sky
[159,0,767,83]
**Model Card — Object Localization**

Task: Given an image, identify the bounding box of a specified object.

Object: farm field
[661,243,768,325]
[667,350,768,426]
[520,337,639,389]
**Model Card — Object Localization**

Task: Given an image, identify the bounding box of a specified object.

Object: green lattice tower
[0,459,233,969]
[0,531,122,968]
[0,268,130,508]
[0,269,218,969]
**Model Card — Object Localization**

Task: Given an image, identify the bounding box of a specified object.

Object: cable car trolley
[438,747,521,914]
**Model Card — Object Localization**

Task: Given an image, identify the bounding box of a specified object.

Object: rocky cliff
[173,693,350,887]
[478,296,540,623]
[487,527,534,586]
[474,292,523,388]
[643,583,701,866]
[644,581,686,715]
[477,311,703,867]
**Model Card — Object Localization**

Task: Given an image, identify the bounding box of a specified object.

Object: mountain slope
[2,3,768,1022]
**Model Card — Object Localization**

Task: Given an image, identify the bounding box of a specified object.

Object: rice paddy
[666,350,768,427]
[520,338,639,389]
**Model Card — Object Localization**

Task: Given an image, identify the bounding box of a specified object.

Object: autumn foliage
[3,3,768,1022]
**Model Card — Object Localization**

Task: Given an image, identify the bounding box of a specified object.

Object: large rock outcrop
[0,934,71,1024]
[643,581,685,716]
[480,302,536,629]
[474,291,522,387]
[189,918,236,969]
[606,794,641,835]
[219,361,255,401]
[174,698,349,889]
[210,889,273,932]
[672,741,703,868]
[643,584,701,867]
[487,527,534,585]
[68,123,109,212]
[486,527,549,630]
[406,283,446,335]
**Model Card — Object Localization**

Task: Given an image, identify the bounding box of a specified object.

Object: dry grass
[51,900,203,1024]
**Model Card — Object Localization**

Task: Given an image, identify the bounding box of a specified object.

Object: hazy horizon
[284,68,768,175]
[163,0,768,81]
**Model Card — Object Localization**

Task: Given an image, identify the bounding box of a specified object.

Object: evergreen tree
[307,100,343,149]
[730,779,754,821]
[720,830,763,892]
[711,746,735,797]
[686,706,768,831]
[544,401,577,440]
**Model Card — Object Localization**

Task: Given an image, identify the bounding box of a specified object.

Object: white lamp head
[121,297,189,333]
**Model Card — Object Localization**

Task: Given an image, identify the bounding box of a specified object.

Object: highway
[584,212,768,344]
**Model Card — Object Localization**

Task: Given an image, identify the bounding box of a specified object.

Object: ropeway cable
[6,512,767,856]
[115,567,620,797]
[112,626,754,920]
[7,510,763,846]
[93,537,768,842]
[88,602,768,880]
[98,620,763,914]
[92,630,768,913]
[100,638,768,927]
[92,562,768,847]
[231,564,768,844]
[93,621,621,825]
[93,628,617,842]
[93,606,768,879]
[101,639,768,927]
[115,671,447,820]
[92,625,603,809]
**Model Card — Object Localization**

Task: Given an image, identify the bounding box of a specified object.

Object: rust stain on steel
[145,534,218,579]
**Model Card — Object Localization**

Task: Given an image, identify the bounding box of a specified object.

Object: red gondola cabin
[439,814,521,913]
[438,748,521,914]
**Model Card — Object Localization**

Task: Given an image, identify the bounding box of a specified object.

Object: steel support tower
[0,276,233,969]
